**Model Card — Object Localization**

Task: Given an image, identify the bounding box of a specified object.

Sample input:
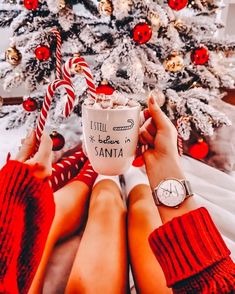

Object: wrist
[144,152,185,189]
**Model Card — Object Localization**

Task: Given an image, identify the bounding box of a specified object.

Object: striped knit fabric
[70,160,98,188]
[0,161,55,294]
[149,207,235,293]
[49,148,87,192]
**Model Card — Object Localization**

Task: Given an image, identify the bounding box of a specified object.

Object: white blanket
[181,156,235,260]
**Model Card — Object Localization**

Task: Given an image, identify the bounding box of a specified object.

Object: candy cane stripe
[176,117,184,156]
[35,79,75,145]
[62,56,97,104]
[51,28,62,79]
[36,56,95,147]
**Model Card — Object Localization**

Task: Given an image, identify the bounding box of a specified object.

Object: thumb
[36,133,53,162]
[15,130,36,162]
[26,133,53,178]
[147,94,172,132]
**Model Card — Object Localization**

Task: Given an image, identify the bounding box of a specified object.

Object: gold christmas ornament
[148,11,161,30]
[101,79,109,85]
[195,0,215,9]
[174,19,188,33]
[59,0,66,10]
[98,0,113,16]
[190,81,201,89]
[74,64,83,74]
[149,89,166,107]
[224,50,235,58]
[72,53,82,74]
[5,46,22,66]
[163,51,184,72]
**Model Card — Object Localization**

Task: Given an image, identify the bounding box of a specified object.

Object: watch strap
[180,179,193,197]
[152,190,160,206]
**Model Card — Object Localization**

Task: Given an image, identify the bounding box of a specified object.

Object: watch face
[156,179,186,207]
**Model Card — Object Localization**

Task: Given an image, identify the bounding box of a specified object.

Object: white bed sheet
[181,156,235,260]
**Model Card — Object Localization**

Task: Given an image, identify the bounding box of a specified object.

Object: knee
[128,184,152,208]
[89,179,126,217]
[127,184,156,218]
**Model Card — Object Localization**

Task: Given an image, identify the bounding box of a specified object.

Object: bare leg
[127,184,172,294]
[65,180,128,294]
[29,181,90,294]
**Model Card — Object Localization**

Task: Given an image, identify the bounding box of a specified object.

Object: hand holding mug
[140,95,185,189]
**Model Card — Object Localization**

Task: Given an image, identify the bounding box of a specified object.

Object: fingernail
[149,89,165,107]
[149,90,158,105]
[149,96,155,105]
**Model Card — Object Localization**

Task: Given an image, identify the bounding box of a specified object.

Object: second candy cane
[63,56,97,111]
[51,28,62,79]
[35,79,75,145]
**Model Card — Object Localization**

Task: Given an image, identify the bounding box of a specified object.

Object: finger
[144,118,157,137]
[140,109,151,126]
[36,133,53,163]
[139,134,148,146]
[139,131,154,146]
[15,130,36,162]
[140,127,155,146]
[147,95,172,131]
[143,109,151,120]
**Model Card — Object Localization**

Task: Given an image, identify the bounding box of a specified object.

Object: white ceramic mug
[82,104,141,175]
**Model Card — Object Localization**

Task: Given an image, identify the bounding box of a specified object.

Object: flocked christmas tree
[0,0,235,157]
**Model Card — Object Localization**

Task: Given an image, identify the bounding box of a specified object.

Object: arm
[141,94,197,223]
[0,132,55,294]
[140,94,235,293]
[149,207,235,293]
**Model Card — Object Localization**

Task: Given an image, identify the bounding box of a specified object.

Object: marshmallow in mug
[83,91,139,109]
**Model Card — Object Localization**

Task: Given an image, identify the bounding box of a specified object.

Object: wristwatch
[152,178,193,208]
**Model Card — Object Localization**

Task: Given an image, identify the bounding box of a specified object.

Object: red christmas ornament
[22,97,38,112]
[188,139,209,160]
[35,45,51,61]
[168,0,188,10]
[50,131,65,151]
[191,47,209,65]
[96,83,115,95]
[132,155,145,167]
[24,0,38,10]
[133,23,152,44]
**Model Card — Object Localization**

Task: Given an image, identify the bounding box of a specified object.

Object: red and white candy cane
[176,117,184,156]
[35,79,75,146]
[63,56,97,102]
[51,28,62,79]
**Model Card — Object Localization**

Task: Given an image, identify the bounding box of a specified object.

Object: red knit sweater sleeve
[0,160,55,294]
[149,207,235,294]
